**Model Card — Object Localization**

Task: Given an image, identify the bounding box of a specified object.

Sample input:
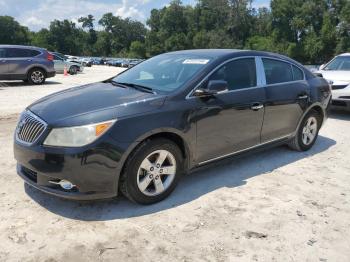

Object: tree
[0,16,30,45]
[129,41,146,58]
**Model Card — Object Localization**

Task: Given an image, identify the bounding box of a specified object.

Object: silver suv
[0,45,55,85]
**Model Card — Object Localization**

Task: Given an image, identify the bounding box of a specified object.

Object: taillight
[47,53,54,61]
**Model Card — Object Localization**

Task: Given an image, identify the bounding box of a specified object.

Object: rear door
[0,48,9,79]
[6,48,41,79]
[259,57,309,142]
[193,57,266,163]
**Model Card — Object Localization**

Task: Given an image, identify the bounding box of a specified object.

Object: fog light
[49,179,76,190]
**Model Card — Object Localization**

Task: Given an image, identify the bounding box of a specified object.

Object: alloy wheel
[137,150,177,196]
[31,71,44,84]
[302,116,318,145]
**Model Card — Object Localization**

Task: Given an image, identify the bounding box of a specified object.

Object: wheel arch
[294,102,325,136]
[27,66,48,78]
[115,129,192,194]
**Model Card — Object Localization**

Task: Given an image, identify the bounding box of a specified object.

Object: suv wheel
[120,138,183,204]
[28,69,46,85]
[288,109,321,151]
[69,66,78,75]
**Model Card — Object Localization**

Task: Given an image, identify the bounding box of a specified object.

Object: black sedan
[14,49,331,204]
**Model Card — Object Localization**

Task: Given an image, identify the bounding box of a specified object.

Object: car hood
[28,82,166,127]
[319,70,350,83]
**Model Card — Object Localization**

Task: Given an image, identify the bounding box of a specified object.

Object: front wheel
[120,139,183,204]
[288,109,321,151]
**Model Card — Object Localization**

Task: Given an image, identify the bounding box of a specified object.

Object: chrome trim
[259,56,306,82]
[15,110,47,146]
[251,104,264,110]
[256,56,266,85]
[186,55,307,99]
[198,134,292,165]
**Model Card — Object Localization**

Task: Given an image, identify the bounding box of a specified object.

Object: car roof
[338,53,350,57]
[166,49,295,61]
[0,44,46,50]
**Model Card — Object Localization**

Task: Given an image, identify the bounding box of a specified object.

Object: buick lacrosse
[14,49,331,204]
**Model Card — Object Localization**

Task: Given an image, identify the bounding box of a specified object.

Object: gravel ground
[0,67,349,262]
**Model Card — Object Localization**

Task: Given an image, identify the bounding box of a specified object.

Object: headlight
[44,120,116,147]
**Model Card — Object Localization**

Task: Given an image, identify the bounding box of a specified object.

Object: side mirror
[193,80,228,97]
[319,64,325,70]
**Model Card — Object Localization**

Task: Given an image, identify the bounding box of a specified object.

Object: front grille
[21,166,37,183]
[331,85,348,90]
[16,110,47,144]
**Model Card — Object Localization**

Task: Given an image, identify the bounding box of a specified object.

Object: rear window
[292,65,304,80]
[6,48,41,58]
[263,58,293,85]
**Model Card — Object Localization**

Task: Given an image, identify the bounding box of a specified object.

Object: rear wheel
[69,66,78,75]
[288,109,321,151]
[120,138,183,204]
[28,69,46,85]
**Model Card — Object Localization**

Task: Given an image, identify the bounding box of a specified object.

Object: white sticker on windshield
[183,59,209,65]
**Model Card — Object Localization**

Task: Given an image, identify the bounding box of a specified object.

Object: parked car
[105,59,117,66]
[128,59,143,68]
[0,45,55,84]
[51,53,83,75]
[317,53,350,110]
[91,58,103,65]
[80,58,93,67]
[121,59,130,68]
[14,49,331,204]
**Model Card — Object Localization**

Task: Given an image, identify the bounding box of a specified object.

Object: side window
[6,48,33,58]
[292,65,304,81]
[262,58,293,85]
[30,50,41,57]
[0,48,5,58]
[209,58,257,90]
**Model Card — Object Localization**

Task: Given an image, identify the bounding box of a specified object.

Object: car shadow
[25,135,336,221]
[0,81,61,87]
[329,109,350,121]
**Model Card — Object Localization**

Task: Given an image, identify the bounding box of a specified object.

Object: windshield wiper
[113,81,155,94]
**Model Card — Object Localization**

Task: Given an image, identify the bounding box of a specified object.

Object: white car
[318,53,350,110]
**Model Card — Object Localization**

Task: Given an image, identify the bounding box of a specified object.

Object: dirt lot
[0,67,350,262]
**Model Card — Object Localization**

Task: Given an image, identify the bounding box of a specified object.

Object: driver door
[193,57,266,163]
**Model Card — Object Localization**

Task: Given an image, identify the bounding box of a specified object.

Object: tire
[28,68,46,85]
[120,138,184,205]
[288,109,322,151]
[69,66,78,75]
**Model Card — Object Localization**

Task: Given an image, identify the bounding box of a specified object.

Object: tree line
[1,0,350,64]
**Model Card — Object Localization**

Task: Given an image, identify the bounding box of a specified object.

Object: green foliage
[1,0,350,63]
[0,16,30,45]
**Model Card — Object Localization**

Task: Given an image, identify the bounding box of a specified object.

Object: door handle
[251,103,264,111]
[297,94,308,99]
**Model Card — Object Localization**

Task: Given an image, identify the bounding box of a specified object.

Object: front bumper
[331,87,350,110]
[14,138,128,200]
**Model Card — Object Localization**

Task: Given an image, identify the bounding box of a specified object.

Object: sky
[0,0,270,31]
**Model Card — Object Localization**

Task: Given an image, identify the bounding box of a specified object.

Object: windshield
[324,56,350,71]
[113,53,212,93]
